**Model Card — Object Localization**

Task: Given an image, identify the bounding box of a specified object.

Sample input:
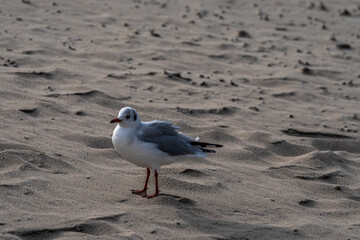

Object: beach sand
[0,0,359,239]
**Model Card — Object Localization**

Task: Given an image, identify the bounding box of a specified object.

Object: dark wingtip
[202,149,216,153]
[190,141,223,148]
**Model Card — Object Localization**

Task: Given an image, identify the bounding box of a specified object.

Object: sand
[1,0,360,239]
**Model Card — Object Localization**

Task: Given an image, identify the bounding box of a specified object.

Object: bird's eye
[126,115,130,119]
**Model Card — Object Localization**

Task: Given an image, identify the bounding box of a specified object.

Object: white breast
[112,124,175,170]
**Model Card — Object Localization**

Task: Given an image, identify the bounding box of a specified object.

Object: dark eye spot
[133,113,137,121]
[126,115,130,119]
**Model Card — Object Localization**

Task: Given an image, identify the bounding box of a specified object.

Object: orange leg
[131,168,150,196]
[146,170,159,199]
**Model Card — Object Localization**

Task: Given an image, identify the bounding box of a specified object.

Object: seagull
[110,107,222,198]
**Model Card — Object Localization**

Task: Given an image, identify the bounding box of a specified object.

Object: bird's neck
[120,121,141,135]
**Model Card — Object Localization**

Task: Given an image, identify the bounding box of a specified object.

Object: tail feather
[190,141,222,154]
[201,148,216,153]
[190,141,223,148]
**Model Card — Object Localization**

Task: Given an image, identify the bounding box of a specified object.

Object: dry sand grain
[1,0,360,239]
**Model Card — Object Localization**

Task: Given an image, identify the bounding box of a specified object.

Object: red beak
[110,118,121,123]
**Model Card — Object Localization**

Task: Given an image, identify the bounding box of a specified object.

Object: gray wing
[137,120,202,156]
